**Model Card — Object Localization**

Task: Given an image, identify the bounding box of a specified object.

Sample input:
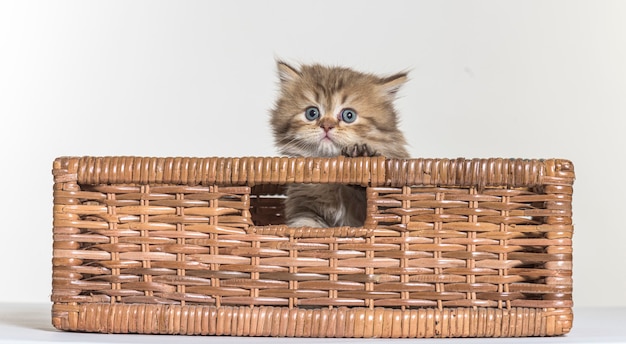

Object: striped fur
[270,61,410,227]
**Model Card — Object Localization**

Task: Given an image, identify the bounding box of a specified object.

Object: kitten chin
[270,60,410,228]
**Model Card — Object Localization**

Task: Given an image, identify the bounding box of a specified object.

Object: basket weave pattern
[52,156,574,337]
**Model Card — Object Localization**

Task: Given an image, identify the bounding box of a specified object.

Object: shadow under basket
[51,156,574,338]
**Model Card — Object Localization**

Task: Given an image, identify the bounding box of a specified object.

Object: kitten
[270,61,410,228]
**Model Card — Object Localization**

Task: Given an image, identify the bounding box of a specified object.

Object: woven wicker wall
[52,156,574,337]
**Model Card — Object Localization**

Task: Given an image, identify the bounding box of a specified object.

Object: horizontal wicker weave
[51,156,574,338]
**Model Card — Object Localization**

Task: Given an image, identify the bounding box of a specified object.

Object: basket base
[52,303,572,338]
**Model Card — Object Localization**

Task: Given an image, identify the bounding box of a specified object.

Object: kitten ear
[378,72,408,99]
[276,61,301,85]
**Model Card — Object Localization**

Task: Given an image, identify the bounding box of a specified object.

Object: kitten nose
[319,117,335,132]
[320,123,334,132]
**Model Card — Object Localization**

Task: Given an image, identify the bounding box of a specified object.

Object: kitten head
[270,61,410,158]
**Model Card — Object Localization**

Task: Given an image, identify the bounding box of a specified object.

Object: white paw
[287,217,327,228]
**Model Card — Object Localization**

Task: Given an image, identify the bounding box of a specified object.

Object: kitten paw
[342,144,378,157]
[287,217,328,228]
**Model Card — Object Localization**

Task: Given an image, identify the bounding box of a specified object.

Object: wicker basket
[51,156,574,338]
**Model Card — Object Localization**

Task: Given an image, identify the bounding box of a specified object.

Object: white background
[1,0,625,308]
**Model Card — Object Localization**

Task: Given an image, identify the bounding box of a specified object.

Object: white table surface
[0,303,624,344]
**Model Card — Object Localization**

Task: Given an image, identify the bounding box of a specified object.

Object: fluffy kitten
[270,61,410,228]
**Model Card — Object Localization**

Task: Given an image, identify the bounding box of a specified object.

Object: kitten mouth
[321,130,338,142]
[320,137,335,147]
[321,135,340,148]
[317,136,342,156]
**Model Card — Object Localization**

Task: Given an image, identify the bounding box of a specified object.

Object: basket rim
[53,156,575,188]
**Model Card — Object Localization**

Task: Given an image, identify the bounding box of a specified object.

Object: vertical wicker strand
[289,231,297,309]
[176,188,186,308]
[250,235,260,308]
[365,229,375,310]
[400,185,411,310]
[208,185,221,308]
[107,181,120,309]
[328,240,338,311]
[467,186,477,308]
[103,158,122,332]
[434,188,444,311]
[329,252,341,337]
[500,189,511,310]
[138,184,152,333]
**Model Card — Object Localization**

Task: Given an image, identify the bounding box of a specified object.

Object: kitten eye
[340,108,357,123]
[304,106,320,121]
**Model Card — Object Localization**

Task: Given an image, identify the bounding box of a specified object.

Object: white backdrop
[1,0,625,307]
